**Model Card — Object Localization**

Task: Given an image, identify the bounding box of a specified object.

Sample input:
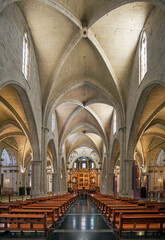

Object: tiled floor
[49,198,117,240]
[49,198,165,240]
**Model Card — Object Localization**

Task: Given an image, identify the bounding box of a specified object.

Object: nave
[49,197,165,240]
[0,194,165,240]
[49,197,117,240]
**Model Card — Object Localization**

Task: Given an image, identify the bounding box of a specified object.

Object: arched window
[52,111,55,132]
[113,110,117,135]
[1,149,17,166]
[91,162,94,169]
[1,149,11,166]
[139,30,147,83]
[157,150,165,166]
[22,31,29,80]
[74,162,77,169]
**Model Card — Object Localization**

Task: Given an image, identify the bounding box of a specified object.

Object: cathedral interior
[0,0,165,201]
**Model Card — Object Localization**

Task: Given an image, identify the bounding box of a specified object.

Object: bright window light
[82,162,86,169]
[22,32,29,80]
[113,111,116,135]
[139,30,147,83]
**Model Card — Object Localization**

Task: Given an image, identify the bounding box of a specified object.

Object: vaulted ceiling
[0,0,158,165]
[16,0,154,158]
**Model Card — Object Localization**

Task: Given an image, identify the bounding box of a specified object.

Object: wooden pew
[9,208,57,225]
[0,206,9,213]
[116,213,165,236]
[23,206,61,220]
[0,202,27,208]
[157,205,165,212]
[30,202,66,217]
[104,204,138,217]
[111,209,163,227]
[107,205,147,219]
[0,213,51,237]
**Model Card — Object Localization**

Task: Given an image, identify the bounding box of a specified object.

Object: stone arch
[110,138,120,172]
[157,149,165,166]
[68,149,100,170]
[0,82,41,196]
[11,84,40,161]
[47,139,57,173]
[61,157,66,178]
[1,148,17,166]
[45,80,124,129]
[102,156,107,177]
[127,83,161,160]
[88,0,165,28]
[45,139,57,194]
[60,156,67,194]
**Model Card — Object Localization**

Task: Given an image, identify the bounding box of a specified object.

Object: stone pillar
[31,161,41,197]
[119,127,126,196]
[60,176,67,194]
[21,172,26,195]
[106,152,114,195]
[102,153,108,194]
[125,159,134,197]
[107,172,114,195]
[40,128,47,196]
[101,175,107,194]
[52,173,60,195]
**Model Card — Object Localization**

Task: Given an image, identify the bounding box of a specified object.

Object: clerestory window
[22,31,29,80]
[113,110,117,135]
[139,30,147,83]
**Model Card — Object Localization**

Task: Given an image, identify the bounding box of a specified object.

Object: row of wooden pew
[0,193,78,238]
[89,193,165,237]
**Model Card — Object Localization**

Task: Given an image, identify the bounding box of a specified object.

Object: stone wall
[126,6,165,157]
[0,3,42,151]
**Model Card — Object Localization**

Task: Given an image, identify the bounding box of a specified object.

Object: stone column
[21,172,26,195]
[60,176,67,194]
[31,161,41,197]
[52,173,60,195]
[40,128,48,196]
[125,159,134,197]
[106,152,114,195]
[119,127,126,196]
[107,172,114,195]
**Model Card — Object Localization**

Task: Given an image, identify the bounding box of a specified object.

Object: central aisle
[49,197,117,240]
